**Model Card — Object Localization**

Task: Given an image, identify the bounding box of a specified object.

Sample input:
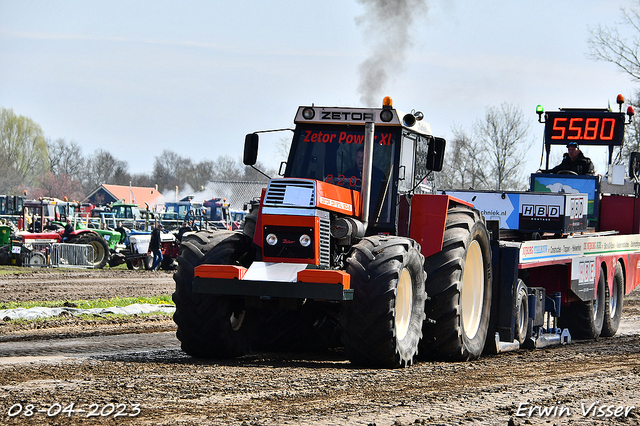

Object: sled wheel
[601,262,624,337]
[514,279,529,345]
[340,236,426,368]
[172,230,254,359]
[560,266,606,339]
[420,206,492,361]
[72,232,109,269]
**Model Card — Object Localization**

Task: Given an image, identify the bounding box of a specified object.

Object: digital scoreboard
[544,110,626,146]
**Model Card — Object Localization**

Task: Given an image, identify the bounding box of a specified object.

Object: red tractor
[172,96,640,368]
[9,199,109,268]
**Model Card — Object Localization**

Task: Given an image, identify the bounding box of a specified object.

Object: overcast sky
[1,0,637,176]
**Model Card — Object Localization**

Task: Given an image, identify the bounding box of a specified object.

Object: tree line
[0,107,272,201]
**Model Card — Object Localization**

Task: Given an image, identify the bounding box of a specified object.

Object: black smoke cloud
[356,0,428,106]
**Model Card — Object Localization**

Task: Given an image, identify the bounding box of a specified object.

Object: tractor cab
[110,202,142,229]
[245,97,445,240]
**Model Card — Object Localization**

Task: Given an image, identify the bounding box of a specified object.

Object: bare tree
[620,91,640,164]
[47,138,85,178]
[188,160,215,192]
[588,5,640,167]
[437,127,486,190]
[473,103,532,191]
[37,171,85,201]
[588,2,640,82]
[152,150,183,194]
[130,172,155,188]
[212,155,244,181]
[82,149,129,193]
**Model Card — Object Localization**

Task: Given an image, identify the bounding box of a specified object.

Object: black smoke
[356,0,428,106]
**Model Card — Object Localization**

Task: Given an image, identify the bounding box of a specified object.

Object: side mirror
[426,137,446,172]
[243,133,259,166]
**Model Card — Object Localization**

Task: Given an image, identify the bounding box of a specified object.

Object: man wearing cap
[550,142,595,175]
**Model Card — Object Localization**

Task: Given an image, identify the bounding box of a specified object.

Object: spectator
[61,218,73,242]
[115,221,127,244]
[150,223,163,272]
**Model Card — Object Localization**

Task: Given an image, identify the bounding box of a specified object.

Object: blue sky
[0,0,637,176]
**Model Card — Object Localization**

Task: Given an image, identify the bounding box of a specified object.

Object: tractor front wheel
[172,230,254,359]
[341,236,426,368]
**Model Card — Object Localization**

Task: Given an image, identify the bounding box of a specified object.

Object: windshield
[112,205,141,219]
[286,124,399,225]
[166,204,189,220]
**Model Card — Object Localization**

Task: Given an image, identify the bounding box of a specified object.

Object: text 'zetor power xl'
[171,95,640,368]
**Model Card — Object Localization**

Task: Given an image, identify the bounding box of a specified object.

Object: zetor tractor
[173,97,494,368]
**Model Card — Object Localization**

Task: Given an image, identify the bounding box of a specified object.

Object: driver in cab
[344,146,386,192]
[550,142,595,175]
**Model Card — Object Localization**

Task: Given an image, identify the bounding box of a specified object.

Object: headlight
[302,107,315,120]
[380,109,394,122]
[266,233,278,246]
[299,234,311,247]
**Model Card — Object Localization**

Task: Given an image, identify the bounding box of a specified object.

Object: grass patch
[0,295,174,311]
[0,265,52,275]
[0,263,131,275]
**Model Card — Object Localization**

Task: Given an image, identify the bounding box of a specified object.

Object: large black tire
[72,232,109,269]
[242,207,258,242]
[420,206,492,361]
[340,236,426,368]
[172,230,254,359]
[601,262,624,337]
[560,266,606,339]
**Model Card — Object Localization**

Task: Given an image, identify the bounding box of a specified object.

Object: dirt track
[1,268,639,425]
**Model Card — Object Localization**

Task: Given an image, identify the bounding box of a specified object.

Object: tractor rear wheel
[340,236,426,368]
[420,206,492,361]
[560,266,606,339]
[172,230,254,359]
[72,232,109,269]
[602,263,623,337]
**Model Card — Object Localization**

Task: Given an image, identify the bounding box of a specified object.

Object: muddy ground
[0,267,639,425]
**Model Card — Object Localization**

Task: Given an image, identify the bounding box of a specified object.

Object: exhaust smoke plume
[356,0,428,106]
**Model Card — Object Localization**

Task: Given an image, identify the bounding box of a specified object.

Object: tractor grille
[264,179,316,207]
[319,216,331,267]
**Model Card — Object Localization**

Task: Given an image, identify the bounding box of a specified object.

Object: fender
[409,194,475,259]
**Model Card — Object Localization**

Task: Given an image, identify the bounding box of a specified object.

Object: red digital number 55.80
[551,117,616,141]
